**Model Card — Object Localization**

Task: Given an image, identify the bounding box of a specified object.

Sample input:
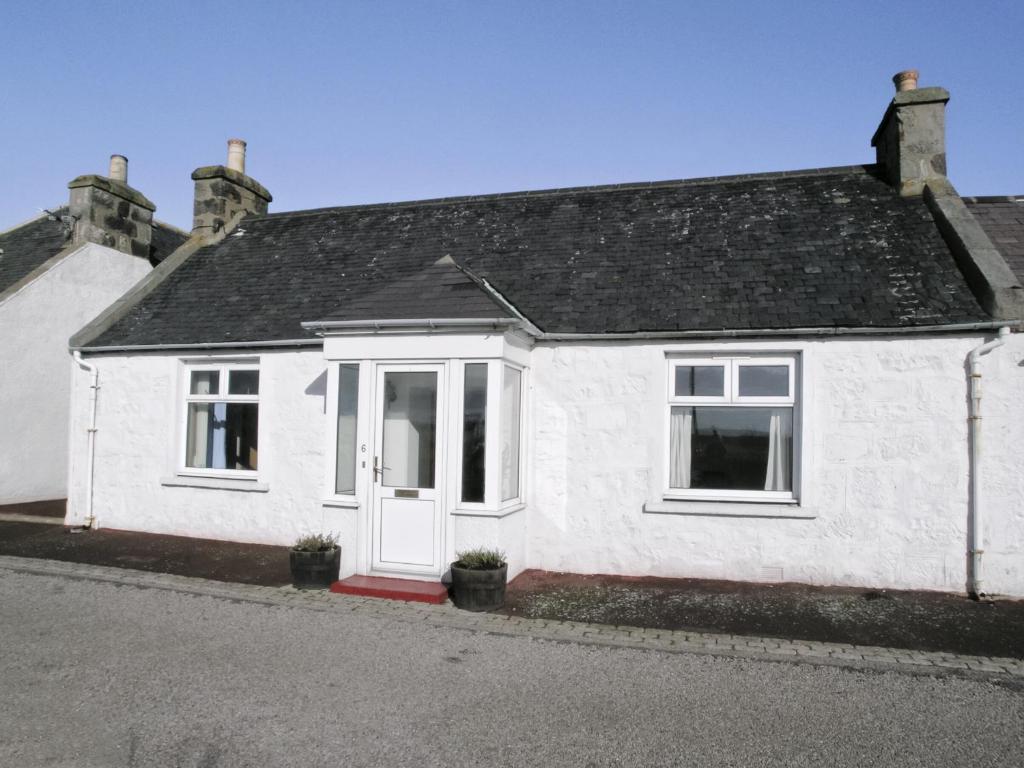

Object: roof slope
[0,210,71,294]
[964,196,1024,284]
[0,209,187,296]
[85,165,991,348]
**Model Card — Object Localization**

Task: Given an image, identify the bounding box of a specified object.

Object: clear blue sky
[3,1,1021,230]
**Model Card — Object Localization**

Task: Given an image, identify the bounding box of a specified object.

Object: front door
[370,364,445,577]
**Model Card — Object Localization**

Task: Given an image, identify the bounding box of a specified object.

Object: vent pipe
[227,139,246,174]
[108,154,128,183]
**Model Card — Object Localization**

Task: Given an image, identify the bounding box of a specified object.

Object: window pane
[501,366,522,501]
[335,365,359,495]
[738,365,789,397]
[228,370,260,395]
[674,365,724,397]
[190,370,219,395]
[462,364,487,503]
[382,372,437,488]
[185,402,258,471]
[669,406,791,491]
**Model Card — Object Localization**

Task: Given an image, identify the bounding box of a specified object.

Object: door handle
[373,456,390,481]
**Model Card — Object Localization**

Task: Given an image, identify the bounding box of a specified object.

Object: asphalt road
[1,570,1021,768]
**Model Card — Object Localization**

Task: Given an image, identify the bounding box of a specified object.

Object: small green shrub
[453,547,507,570]
[292,532,339,552]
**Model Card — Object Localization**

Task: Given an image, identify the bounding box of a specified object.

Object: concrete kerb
[2,555,1021,685]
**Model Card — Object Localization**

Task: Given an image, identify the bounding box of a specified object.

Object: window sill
[451,502,525,519]
[160,475,269,493]
[644,499,814,519]
[321,498,359,509]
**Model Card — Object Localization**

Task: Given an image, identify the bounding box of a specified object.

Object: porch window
[667,356,796,501]
[335,364,359,495]
[501,365,523,501]
[461,364,487,503]
[184,364,259,473]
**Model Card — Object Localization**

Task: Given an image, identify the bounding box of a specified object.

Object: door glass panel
[382,371,437,489]
[737,365,789,397]
[674,365,724,397]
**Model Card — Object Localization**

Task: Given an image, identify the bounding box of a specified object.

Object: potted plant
[449,548,508,611]
[290,532,340,590]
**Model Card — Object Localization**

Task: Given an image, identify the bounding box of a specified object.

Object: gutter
[72,352,99,529]
[966,326,1011,600]
[72,320,1017,355]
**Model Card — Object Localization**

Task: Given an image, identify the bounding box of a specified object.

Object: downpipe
[72,351,98,530]
[966,326,1010,600]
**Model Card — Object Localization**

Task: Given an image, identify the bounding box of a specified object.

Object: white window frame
[179,359,261,479]
[500,362,526,507]
[664,354,798,503]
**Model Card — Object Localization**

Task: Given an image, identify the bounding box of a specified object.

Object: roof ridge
[153,219,190,237]
[0,207,68,238]
[258,164,882,223]
[963,195,1024,204]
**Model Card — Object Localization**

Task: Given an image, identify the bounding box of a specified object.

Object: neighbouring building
[65,74,1024,597]
[0,157,185,506]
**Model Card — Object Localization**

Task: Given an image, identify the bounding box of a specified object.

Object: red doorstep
[330,575,449,604]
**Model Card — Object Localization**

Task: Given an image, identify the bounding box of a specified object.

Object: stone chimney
[191,139,272,236]
[67,155,156,257]
[871,69,950,196]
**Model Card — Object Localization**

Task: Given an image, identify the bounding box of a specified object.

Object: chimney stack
[67,154,155,256]
[871,69,949,196]
[191,138,272,236]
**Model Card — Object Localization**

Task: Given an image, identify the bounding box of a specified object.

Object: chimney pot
[227,138,246,174]
[892,69,919,93]
[108,154,128,183]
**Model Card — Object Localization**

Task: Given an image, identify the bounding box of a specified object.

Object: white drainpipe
[966,326,1010,599]
[72,351,99,529]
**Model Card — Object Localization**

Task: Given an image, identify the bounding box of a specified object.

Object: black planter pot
[290,547,341,590]
[449,563,508,611]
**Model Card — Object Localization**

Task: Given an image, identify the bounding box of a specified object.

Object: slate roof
[83,164,992,348]
[0,208,187,296]
[964,196,1024,284]
[0,210,71,295]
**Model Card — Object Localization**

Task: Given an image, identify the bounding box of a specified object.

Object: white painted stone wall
[0,243,152,504]
[527,334,1024,597]
[66,350,363,575]
[67,332,1024,596]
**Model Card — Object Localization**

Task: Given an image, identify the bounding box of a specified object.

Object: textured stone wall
[0,243,151,503]
[873,88,949,197]
[527,334,1024,596]
[67,334,1024,595]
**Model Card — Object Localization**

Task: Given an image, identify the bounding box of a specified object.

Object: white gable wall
[66,332,1024,596]
[0,243,151,504]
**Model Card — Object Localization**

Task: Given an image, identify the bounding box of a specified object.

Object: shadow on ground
[503,570,1024,659]
[0,522,291,586]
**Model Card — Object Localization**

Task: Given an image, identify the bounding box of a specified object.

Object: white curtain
[669,408,693,489]
[764,409,792,491]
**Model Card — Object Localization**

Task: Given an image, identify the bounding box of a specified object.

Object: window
[335,364,359,495]
[461,364,487,503]
[667,356,796,501]
[184,363,259,474]
[501,365,523,501]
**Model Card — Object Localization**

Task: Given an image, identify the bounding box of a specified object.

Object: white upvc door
[370,363,446,577]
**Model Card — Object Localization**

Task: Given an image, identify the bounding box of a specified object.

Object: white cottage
[66,73,1024,597]
[0,157,184,506]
